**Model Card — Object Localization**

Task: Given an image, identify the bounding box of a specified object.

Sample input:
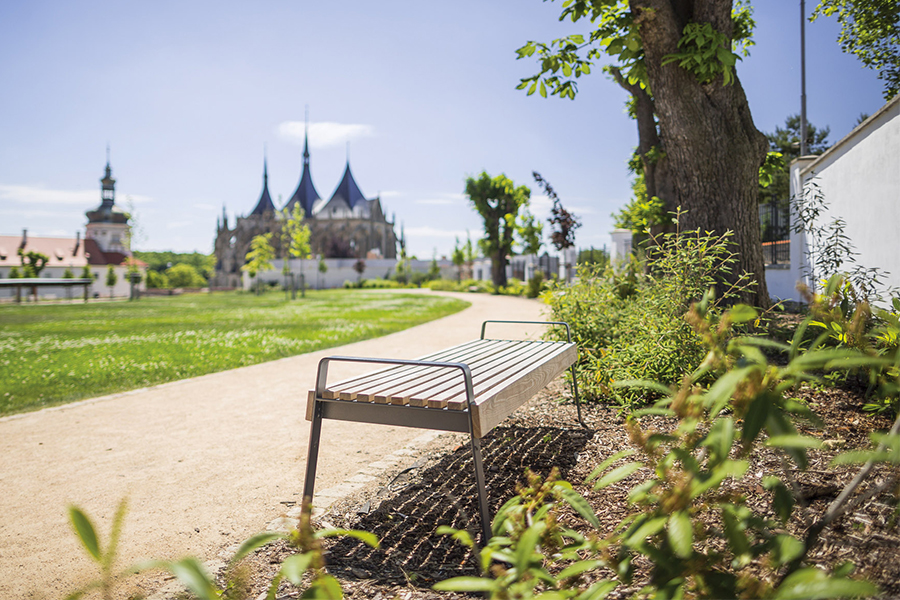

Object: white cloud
[0,184,96,206]
[277,121,375,149]
[165,220,193,230]
[0,184,153,207]
[405,226,468,238]
[378,190,403,198]
[414,192,466,206]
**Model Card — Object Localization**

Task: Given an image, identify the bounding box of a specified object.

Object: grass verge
[0,290,469,416]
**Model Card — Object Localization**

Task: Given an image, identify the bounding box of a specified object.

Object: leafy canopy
[813,0,900,100]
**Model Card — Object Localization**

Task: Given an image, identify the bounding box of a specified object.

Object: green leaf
[766,435,824,450]
[728,304,758,323]
[763,477,795,524]
[721,506,751,558]
[316,528,379,548]
[540,80,548,98]
[624,516,667,548]
[279,553,314,585]
[559,487,601,529]
[166,558,220,600]
[305,574,343,599]
[577,581,618,600]
[704,367,753,417]
[702,417,735,464]
[231,531,285,564]
[667,511,693,558]
[69,506,101,562]
[433,576,497,592]
[770,534,804,567]
[773,567,879,599]
[612,379,672,396]
[690,460,748,498]
[593,462,644,490]
[558,559,604,580]
[585,449,635,483]
[741,393,771,448]
[515,521,546,572]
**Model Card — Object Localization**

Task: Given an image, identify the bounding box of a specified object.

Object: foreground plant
[436,293,899,599]
[65,503,376,600]
[65,499,133,600]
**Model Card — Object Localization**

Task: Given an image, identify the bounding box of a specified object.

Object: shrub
[526,270,544,298]
[544,225,753,406]
[437,300,899,599]
[165,263,206,288]
[500,277,526,296]
[362,278,403,289]
[145,270,169,289]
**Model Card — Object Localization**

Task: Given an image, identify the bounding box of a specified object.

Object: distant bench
[302,320,584,541]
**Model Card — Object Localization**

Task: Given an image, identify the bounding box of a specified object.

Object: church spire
[303,106,310,166]
[100,146,116,208]
[249,155,276,216]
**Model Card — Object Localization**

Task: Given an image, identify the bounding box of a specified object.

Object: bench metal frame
[302,320,581,542]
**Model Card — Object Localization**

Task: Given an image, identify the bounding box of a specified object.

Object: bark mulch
[237,379,899,599]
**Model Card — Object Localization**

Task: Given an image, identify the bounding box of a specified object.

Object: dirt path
[0,291,549,599]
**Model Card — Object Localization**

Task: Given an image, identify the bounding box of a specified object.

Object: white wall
[0,264,146,301]
[774,96,900,302]
[244,257,456,290]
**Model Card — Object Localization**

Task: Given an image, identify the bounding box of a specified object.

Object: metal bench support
[302,355,492,542]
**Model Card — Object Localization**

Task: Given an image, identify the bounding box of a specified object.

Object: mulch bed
[237,379,899,599]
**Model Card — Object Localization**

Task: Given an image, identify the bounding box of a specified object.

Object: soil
[234,378,899,600]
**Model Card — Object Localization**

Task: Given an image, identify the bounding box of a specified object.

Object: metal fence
[759,200,791,265]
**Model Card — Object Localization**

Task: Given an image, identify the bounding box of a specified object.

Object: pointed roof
[328,160,367,210]
[286,129,320,216]
[249,158,276,216]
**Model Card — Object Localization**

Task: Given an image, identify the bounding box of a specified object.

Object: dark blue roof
[329,161,367,210]
[250,160,276,216]
[286,133,320,216]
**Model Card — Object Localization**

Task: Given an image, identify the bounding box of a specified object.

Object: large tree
[518,0,770,306]
[465,172,531,289]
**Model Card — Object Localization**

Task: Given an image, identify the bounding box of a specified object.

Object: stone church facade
[212,132,398,288]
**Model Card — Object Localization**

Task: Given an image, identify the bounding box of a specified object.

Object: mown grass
[0,290,469,416]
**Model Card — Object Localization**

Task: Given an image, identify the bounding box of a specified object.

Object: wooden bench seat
[302,320,582,541]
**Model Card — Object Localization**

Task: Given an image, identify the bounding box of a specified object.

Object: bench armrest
[315,355,476,407]
[480,320,572,343]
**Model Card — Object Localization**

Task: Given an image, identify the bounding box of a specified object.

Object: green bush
[437,300,898,599]
[526,271,545,298]
[145,270,169,289]
[362,278,404,289]
[499,277,526,296]
[544,226,753,406]
[165,263,206,288]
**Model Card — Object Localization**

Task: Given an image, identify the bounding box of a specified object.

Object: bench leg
[570,363,587,429]
[302,400,324,508]
[469,433,492,543]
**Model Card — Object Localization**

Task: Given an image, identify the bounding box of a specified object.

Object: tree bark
[631,0,770,307]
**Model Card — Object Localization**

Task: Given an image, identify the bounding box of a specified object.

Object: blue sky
[0,1,888,259]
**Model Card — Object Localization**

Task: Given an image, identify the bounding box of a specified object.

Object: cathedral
[212,129,398,288]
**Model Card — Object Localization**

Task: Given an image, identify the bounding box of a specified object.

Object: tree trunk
[611,67,677,225]
[631,0,770,307]
[491,250,508,289]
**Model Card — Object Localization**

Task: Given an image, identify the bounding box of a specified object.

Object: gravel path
[0,291,549,599]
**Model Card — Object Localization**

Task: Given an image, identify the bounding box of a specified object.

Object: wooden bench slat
[321,339,495,399]
[471,343,577,436]
[378,340,549,407]
[327,340,513,401]
[349,340,516,401]
[401,341,561,408]
[429,342,572,410]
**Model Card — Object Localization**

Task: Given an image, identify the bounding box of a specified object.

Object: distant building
[212,127,398,288]
[0,155,145,299]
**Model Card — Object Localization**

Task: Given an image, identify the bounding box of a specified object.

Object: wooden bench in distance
[302,320,584,542]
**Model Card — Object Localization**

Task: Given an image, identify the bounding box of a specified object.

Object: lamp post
[800,0,808,156]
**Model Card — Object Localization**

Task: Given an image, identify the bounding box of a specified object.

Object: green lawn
[0,290,469,416]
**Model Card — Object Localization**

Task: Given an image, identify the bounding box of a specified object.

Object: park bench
[302,320,584,541]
